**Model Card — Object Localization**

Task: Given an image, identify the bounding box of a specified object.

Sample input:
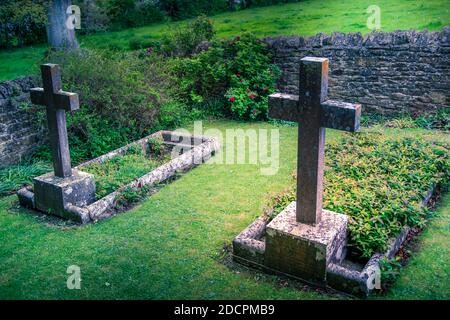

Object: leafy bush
[75,0,110,34]
[379,256,402,288]
[106,0,165,29]
[156,101,189,129]
[265,131,449,258]
[29,48,177,164]
[159,15,215,57]
[159,0,227,20]
[0,0,47,48]
[171,32,280,119]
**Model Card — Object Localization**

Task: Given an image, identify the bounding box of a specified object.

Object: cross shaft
[269,57,361,225]
[30,64,79,178]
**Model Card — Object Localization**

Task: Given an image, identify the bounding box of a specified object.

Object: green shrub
[160,15,215,57]
[171,32,280,119]
[159,0,227,20]
[74,0,110,34]
[0,0,47,48]
[29,48,176,164]
[106,0,165,29]
[266,131,449,258]
[156,101,189,129]
[129,37,161,51]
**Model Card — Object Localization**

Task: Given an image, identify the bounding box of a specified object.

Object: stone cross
[269,57,361,225]
[30,64,79,178]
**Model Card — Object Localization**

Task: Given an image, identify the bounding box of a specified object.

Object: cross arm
[268,93,299,122]
[29,88,79,112]
[321,100,361,132]
[54,91,79,112]
[268,93,361,132]
[30,88,45,106]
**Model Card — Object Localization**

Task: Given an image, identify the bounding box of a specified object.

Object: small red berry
[252,109,257,114]
[229,97,236,102]
[246,89,251,93]
[249,94,255,100]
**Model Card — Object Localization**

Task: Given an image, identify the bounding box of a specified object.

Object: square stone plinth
[33,170,96,222]
[265,202,348,284]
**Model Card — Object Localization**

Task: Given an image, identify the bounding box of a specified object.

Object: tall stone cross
[269,57,361,225]
[30,64,79,178]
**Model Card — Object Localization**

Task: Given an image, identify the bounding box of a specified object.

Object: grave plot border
[18,130,220,223]
[232,184,438,297]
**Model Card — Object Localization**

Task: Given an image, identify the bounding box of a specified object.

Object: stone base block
[32,170,96,223]
[265,202,348,284]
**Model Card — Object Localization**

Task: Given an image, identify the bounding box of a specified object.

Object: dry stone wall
[265,27,450,114]
[0,77,44,168]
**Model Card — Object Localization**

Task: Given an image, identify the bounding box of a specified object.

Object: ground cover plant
[1,0,449,80]
[82,143,171,199]
[0,160,51,197]
[265,129,449,258]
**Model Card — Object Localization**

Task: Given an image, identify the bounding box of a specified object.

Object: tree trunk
[46,0,79,49]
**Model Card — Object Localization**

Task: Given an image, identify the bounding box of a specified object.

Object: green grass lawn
[0,120,448,299]
[1,0,449,81]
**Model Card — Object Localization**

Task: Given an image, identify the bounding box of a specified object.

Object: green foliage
[171,32,280,119]
[30,48,176,163]
[414,107,450,130]
[106,0,165,29]
[128,37,160,50]
[379,256,403,288]
[0,121,448,300]
[362,108,449,131]
[82,147,170,199]
[74,0,110,35]
[115,185,152,208]
[159,15,215,57]
[159,0,228,20]
[0,0,47,48]
[0,160,51,196]
[266,131,450,258]
[156,101,189,129]
[2,0,450,81]
[148,138,164,156]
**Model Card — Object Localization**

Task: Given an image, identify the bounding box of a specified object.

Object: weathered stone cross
[269,57,361,225]
[30,64,79,178]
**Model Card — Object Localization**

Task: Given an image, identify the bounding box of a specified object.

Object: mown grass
[0,120,448,299]
[1,0,449,80]
[374,192,450,300]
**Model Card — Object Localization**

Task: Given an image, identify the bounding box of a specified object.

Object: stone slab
[265,201,348,284]
[33,169,95,222]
